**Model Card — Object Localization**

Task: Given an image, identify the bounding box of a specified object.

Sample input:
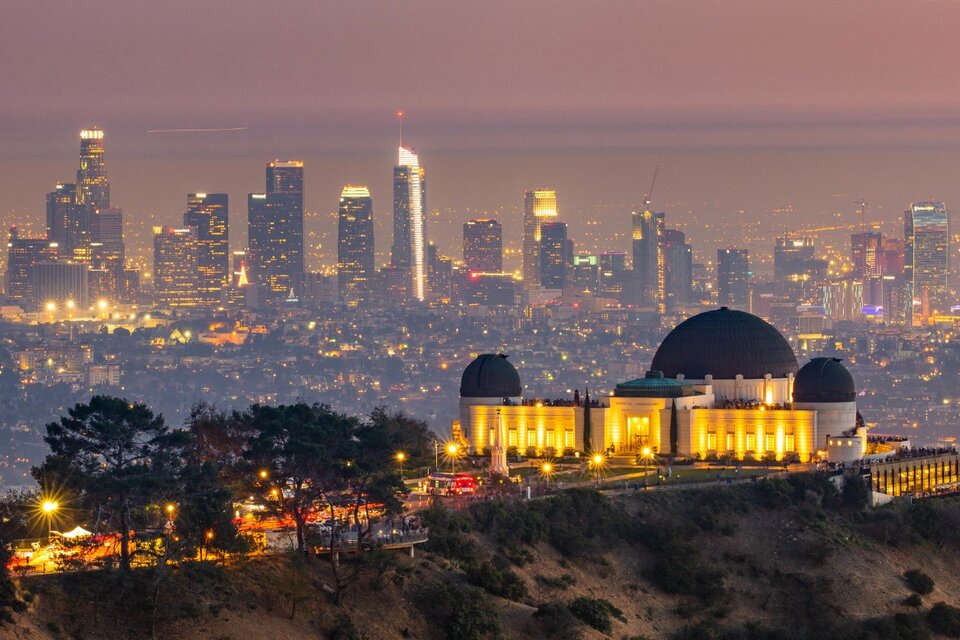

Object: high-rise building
[34,262,88,310]
[427,243,453,299]
[90,207,125,299]
[337,185,375,304]
[153,227,201,307]
[774,236,826,304]
[76,128,109,211]
[392,146,427,300]
[539,221,569,289]
[248,160,304,302]
[717,248,751,310]
[185,193,229,305]
[904,201,950,322]
[463,219,503,274]
[522,189,558,287]
[663,228,693,310]
[851,231,883,279]
[5,227,59,304]
[46,183,78,248]
[631,208,665,309]
[882,275,911,325]
[879,238,905,275]
[598,252,627,300]
[572,255,600,292]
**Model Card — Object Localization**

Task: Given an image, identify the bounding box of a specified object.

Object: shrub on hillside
[420,502,477,562]
[902,594,923,609]
[928,602,960,637]
[464,556,528,601]
[533,602,583,640]
[904,569,934,595]
[567,596,625,634]
[412,578,499,640]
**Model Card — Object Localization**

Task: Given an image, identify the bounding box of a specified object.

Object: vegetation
[533,601,583,639]
[904,569,935,595]
[567,596,626,634]
[0,531,25,625]
[927,602,960,637]
[413,578,499,640]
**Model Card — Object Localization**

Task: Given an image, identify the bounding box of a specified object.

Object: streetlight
[396,451,407,480]
[540,461,554,485]
[590,454,604,484]
[447,443,459,473]
[165,503,176,518]
[40,499,59,540]
[640,446,652,475]
[258,469,269,480]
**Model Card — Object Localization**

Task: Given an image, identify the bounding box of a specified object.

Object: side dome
[793,357,856,403]
[650,307,798,380]
[460,353,522,398]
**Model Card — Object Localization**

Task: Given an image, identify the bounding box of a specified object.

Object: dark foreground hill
[6,474,960,640]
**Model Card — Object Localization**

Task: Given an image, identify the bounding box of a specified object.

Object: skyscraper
[598,252,627,300]
[45,183,77,247]
[463,219,503,273]
[904,201,950,322]
[76,128,109,211]
[631,208,664,309]
[539,221,569,289]
[337,185,375,304]
[392,147,427,300]
[717,248,751,310]
[774,236,826,304]
[185,193,229,305]
[663,228,693,310]
[89,207,125,300]
[851,231,883,279]
[522,189,558,287]
[153,226,201,307]
[248,160,304,301]
[6,227,59,304]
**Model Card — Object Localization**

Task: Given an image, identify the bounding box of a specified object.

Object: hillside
[5,474,960,640]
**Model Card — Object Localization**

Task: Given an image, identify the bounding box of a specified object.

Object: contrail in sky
[146,127,248,133]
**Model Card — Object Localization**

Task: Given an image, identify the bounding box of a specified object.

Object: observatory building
[457,308,864,462]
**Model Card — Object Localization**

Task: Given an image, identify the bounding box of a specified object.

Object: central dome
[460,354,522,398]
[650,308,798,380]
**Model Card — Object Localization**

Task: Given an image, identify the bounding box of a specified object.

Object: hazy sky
[3,0,960,269]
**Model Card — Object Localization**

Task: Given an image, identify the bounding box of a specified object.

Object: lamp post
[447,444,459,474]
[434,441,439,472]
[396,451,406,481]
[41,499,59,540]
[541,461,553,487]
[590,454,604,484]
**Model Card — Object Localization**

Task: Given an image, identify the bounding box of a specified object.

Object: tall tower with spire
[77,128,109,210]
[391,112,428,301]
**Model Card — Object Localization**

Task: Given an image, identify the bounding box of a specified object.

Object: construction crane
[855,199,868,231]
[643,163,660,210]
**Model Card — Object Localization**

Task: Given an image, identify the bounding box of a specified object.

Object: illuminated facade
[522,189,558,288]
[77,128,109,210]
[717,248,750,311]
[631,208,664,309]
[152,227,201,307]
[5,227,59,306]
[463,219,502,273]
[458,310,861,463]
[392,147,427,301]
[904,201,950,323]
[538,221,569,289]
[185,193,229,305]
[337,185,375,304]
[248,161,304,302]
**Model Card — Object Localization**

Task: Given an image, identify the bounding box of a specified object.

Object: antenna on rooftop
[644,163,661,210]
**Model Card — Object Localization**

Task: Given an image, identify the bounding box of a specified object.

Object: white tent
[58,526,93,539]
